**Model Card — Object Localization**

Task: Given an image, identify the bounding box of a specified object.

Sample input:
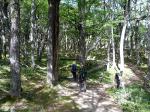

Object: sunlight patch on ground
[0,102,11,111]
[56,81,122,112]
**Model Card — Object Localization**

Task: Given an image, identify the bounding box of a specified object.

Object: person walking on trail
[79,64,87,92]
[115,73,120,88]
[115,71,122,88]
[71,62,77,81]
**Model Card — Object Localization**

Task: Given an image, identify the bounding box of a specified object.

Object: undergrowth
[107,83,150,112]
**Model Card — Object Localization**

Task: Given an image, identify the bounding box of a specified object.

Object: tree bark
[147,0,150,75]
[112,27,116,67]
[107,38,111,70]
[37,35,46,62]
[111,0,116,67]
[2,1,9,59]
[130,29,134,58]
[47,0,60,85]
[120,22,127,71]
[29,0,36,68]
[0,1,3,59]
[119,0,130,72]
[134,21,140,65]
[78,0,86,64]
[10,0,21,97]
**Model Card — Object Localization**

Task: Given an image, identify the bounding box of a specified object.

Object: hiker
[115,73,120,88]
[79,63,87,92]
[115,72,121,88]
[71,62,77,81]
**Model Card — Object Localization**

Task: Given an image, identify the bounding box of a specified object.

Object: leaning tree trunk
[120,22,127,71]
[119,0,130,72]
[10,0,21,97]
[29,0,36,68]
[47,0,60,86]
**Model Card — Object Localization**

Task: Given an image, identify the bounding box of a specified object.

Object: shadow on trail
[58,76,122,112]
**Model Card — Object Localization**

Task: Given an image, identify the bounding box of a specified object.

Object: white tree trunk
[120,22,127,72]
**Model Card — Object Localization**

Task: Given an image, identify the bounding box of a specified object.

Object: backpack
[79,68,87,82]
[71,64,77,72]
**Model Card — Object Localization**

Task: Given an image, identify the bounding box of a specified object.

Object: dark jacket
[71,64,77,73]
[79,67,87,83]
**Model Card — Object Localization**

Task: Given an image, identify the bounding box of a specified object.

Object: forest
[0,0,150,112]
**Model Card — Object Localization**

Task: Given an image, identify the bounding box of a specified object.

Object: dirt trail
[57,81,123,112]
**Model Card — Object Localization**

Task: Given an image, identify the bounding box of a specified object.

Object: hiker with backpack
[71,62,77,81]
[79,63,87,92]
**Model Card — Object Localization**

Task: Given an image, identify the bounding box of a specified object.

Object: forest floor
[0,60,150,112]
[55,79,123,112]
[53,63,143,112]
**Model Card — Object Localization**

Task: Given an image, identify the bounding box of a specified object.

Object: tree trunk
[107,38,111,70]
[2,1,10,59]
[10,0,21,97]
[37,36,46,62]
[0,1,3,59]
[111,26,116,67]
[0,1,7,59]
[130,29,134,58]
[78,0,86,64]
[47,0,60,86]
[119,0,130,72]
[29,0,36,68]
[134,21,140,65]
[148,50,150,75]
[147,1,150,75]
[120,22,127,71]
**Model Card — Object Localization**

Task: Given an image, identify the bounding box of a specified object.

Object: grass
[1,58,150,112]
[107,83,150,112]
[0,59,79,112]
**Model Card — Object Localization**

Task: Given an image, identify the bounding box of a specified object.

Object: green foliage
[0,60,79,112]
[84,60,98,70]
[90,49,107,60]
[107,83,150,112]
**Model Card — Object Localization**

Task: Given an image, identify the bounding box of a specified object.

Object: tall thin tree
[0,1,3,59]
[10,0,21,97]
[29,0,36,67]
